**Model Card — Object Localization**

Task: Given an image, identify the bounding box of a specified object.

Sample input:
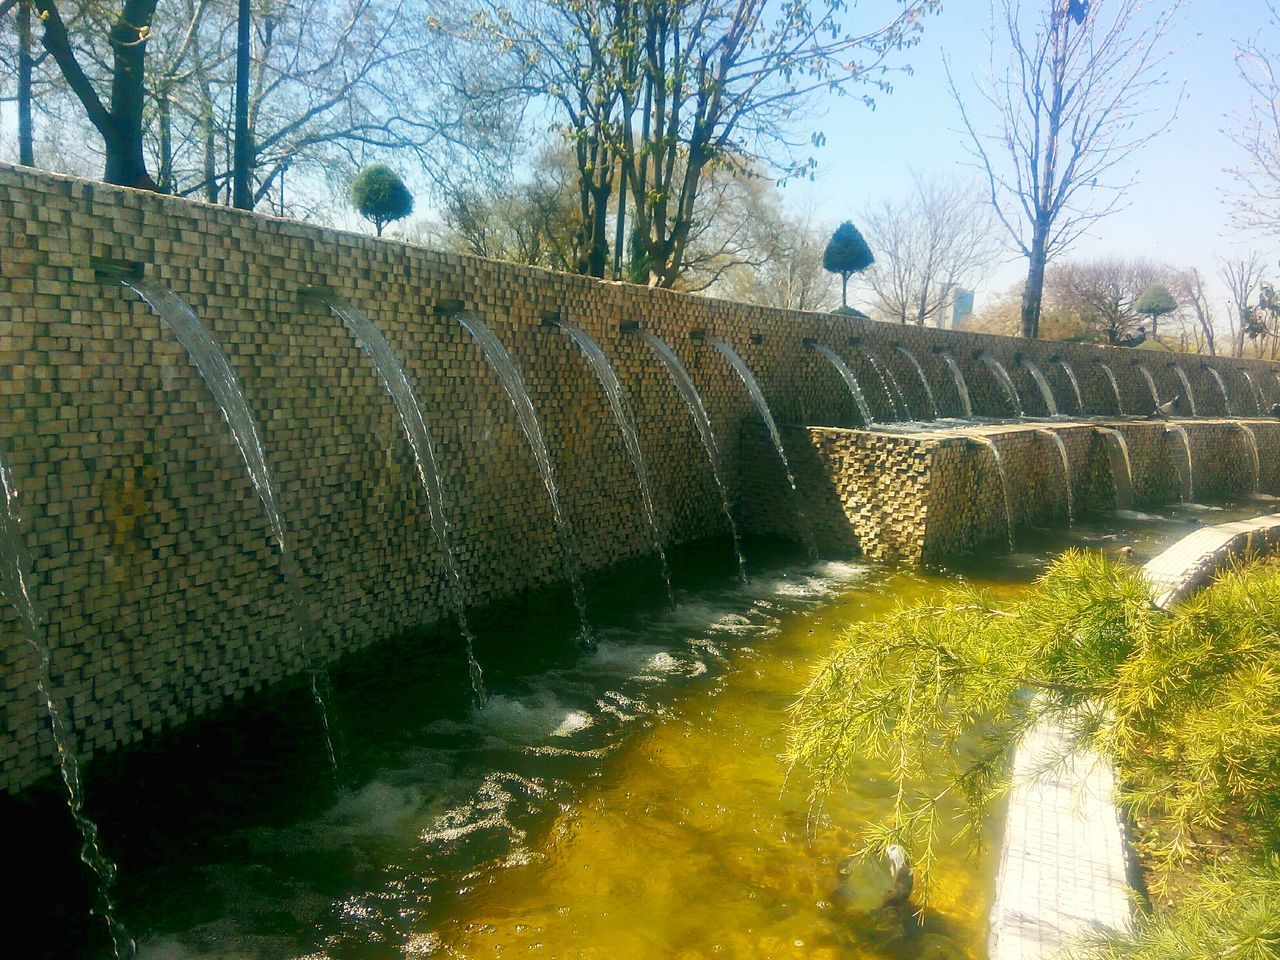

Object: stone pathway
[987,513,1280,959]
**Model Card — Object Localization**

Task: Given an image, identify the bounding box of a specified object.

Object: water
[979,354,1023,417]
[124,280,338,773]
[940,352,973,418]
[1166,424,1195,502]
[896,346,939,419]
[1022,359,1058,417]
[1240,369,1264,414]
[1038,430,1073,523]
[710,338,816,558]
[864,349,910,420]
[1137,365,1161,411]
[1098,362,1125,415]
[557,322,673,605]
[1172,366,1198,416]
[1238,423,1261,491]
[812,343,875,425]
[315,295,486,702]
[1097,428,1135,510]
[968,435,1014,549]
[1055,358,1085,415]
[637,333,746,581]
[456,312,594,645]
[1207,366,1233,415]
[1,453,134,959]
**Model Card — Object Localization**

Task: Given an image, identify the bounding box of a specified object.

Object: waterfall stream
[969,436,1013,549]
[1,453,134,959]
[1038,430,1074,524]
[896,346,939,419]
[1137,365,1161,411]
[1022,359,1058,417]
[1172,366,1198,416]
[637,333,746,580]
[1238,424,1261,492]
[1240,369,1264,414]
[1055,358,1085,415]
[864,350,909,421]
[979,354,1023,417]
[557,322,673,605]
[456,312,593,645]
[315,295,486,702]
[1206,367,1233,415]
[1098,363,1124,415]
[1166,424,1195,502]
[125,280,338,772]
[811,344,874,425]
[940,352,973,418]
[1097,428,1135,510]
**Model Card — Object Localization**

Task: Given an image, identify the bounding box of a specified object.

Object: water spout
[1171,365,1198,416]
[124,280,338,772]
[1166,424,1194,502]
[1,453,134,959]
[940,351,973,418]
[637,333,746,580]
[1205,366,1233,415]
[556,321,673,605]
[1037,429,1073,523]
[1238,423,1261,492]
[810,343,874,426]
[1097,428,1134,509]
[978,354,1023,417]
[1098,362,1124,416]
[1239,368,1264,414]
[456,312,593,646]
[863,349,910,420]
[1022,358,1058,417]
[1054,357,1085,415]
[1136,364,1161,411]
[895,346,939,419]
[968,436,1013,549]
[311,294,486,702]
[708,337,816,558]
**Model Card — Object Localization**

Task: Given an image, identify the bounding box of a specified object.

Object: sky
[785,0,1279,311]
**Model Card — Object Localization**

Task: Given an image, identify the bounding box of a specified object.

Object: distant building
[935,286,974,330]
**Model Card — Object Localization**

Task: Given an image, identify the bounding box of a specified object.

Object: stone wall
[2,162,1279,792]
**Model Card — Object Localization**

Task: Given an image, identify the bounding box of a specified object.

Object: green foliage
[786,551,1280,919]
[349,164,414,236]
[823,221,875,278]
[1135,283,1178,319]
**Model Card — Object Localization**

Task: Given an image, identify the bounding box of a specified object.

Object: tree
[457,0,940,287]
[860,174,1000,326]
[1135,282,1177,341]
[823,221,874,310]
[1220,253,1267,358]
[1048,257,1168,345]
[1226,1,1280,234]
[350,164,413,236]
[786,550,1280,952]
[948,0,1181,338]
[27,0,161,187]
[1174,268,1218,356]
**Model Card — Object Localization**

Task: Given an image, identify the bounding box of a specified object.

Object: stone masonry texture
[2,163,1280,792]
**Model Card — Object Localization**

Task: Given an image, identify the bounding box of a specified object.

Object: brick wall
[2,162,1279,791]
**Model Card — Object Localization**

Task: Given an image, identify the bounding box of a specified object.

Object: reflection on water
[9,501,1275,960]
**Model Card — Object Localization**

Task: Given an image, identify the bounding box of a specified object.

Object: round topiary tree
[1135,282,1177,340]
[350,164,414,236]
[823,221,875,310]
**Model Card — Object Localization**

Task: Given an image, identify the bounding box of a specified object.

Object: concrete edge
[987,513,1280,960]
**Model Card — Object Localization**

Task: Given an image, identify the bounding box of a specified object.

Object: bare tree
[1220,252,1267,358]
[860,173,1000,326]
[948,0,1181,338]
[460,0,940,286]
[1174,267,1218,356]
[1046,257,1167,345]
[1226,1,1280,234]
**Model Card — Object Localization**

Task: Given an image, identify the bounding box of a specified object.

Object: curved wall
[2,163,1279,792]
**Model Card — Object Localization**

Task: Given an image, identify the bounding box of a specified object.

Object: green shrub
[350,164,414,236]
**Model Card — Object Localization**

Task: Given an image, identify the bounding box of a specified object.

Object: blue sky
[787,0,1279,307]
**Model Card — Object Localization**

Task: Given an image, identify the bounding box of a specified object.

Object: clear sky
[787,0,1279,310]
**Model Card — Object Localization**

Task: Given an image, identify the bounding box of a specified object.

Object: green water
[8,497,1276,960]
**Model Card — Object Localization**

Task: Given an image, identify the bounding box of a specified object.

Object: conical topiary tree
[1135,282,1177,340]
[823,221,875,310]
[350,164,414,236]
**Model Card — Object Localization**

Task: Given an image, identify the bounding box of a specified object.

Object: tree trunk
[105,2,158,188]
[586,184,610,279]
[1020,226,1049,338]
[17,0,33,166]
[612,161,627,281]
[157,88,173,193]
[232,0,253,209]
[841,273,849,309]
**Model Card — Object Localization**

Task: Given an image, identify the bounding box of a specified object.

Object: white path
[987,513,1280,960]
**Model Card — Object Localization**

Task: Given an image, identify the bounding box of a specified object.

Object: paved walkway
[987,514,1280,960]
